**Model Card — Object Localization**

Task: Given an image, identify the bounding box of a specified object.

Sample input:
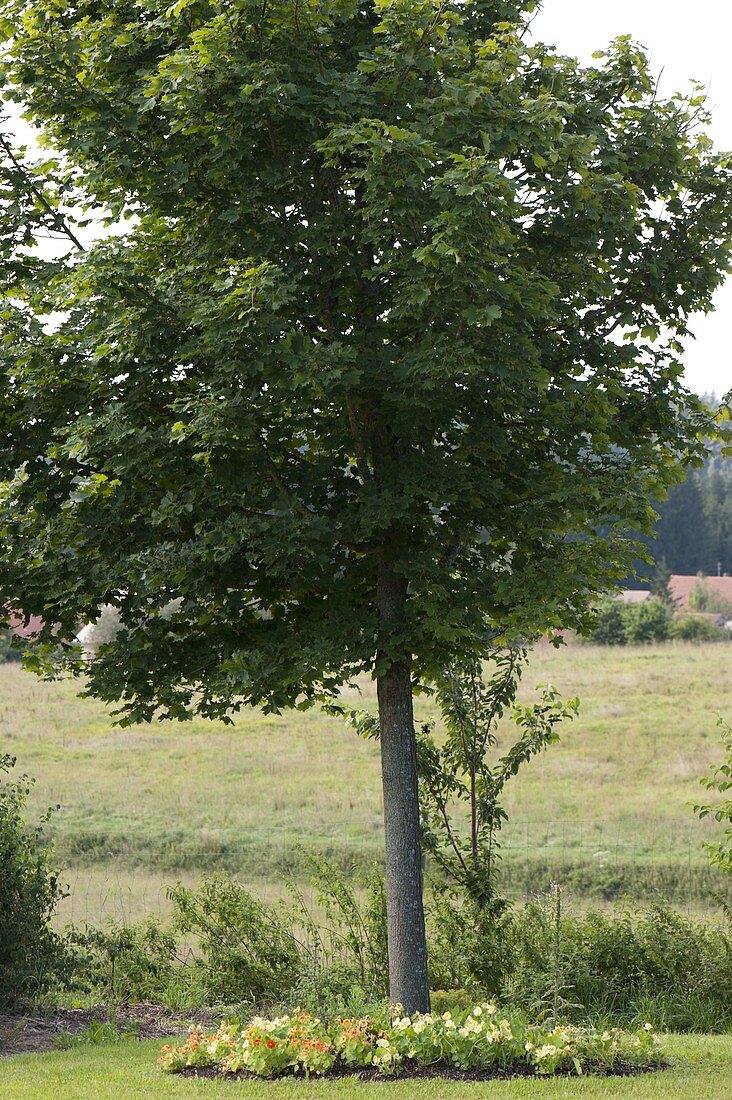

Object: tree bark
[376,563,430,1014]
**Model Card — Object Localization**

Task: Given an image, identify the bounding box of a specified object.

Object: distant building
[614,590,651,604]
[7,611,44,639]
[668,574,732,608]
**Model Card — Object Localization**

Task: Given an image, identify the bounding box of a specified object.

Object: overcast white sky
[532,0,732,397]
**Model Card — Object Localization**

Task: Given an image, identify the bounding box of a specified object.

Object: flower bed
[158,1003,664,1080]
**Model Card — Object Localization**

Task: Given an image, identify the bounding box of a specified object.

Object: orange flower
[266,1038,276,1049]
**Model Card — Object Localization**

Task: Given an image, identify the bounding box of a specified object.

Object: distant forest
[635,397,732,583]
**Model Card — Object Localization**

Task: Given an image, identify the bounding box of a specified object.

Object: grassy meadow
[3,641,732,924]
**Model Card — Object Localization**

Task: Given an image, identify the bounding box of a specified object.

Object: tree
[421,652,577,911]
[0,0,730,1011]
[649,555,672,605]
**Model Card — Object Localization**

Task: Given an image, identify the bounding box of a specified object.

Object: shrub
[587,599,628,645]
[688,575,732,617]
[69,919,179,1007]
[588,596,675,645]
[426,889,512,996]
[169,878,303,1007]
[285,856,388,1012]
[504,899,732,1031]
[0,755,70,1006]
[671,615,729,642]
[624,599,671,644]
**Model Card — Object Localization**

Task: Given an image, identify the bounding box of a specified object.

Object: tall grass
[2,642,731,922]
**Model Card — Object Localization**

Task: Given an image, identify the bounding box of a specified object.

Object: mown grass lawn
[1,1035,731,1100]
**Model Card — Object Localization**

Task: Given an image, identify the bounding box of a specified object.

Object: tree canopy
[0,0,728,717]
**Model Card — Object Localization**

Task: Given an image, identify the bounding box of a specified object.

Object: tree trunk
[376,564,430,1014]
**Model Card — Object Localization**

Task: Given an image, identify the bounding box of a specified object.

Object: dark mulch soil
[179,1058,669,1083]
[0,1003,220,1057]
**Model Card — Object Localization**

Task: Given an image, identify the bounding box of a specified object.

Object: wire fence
[52,814,728,928]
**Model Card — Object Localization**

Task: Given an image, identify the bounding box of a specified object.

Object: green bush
[67,860,388,1014]
[624,599,671,643]
[588,597,679,645]
[61,871,732,1033]
[503,899,732,1032]
[169,877,303,1007]
[687,575,732,617]
[285,856,388,1013]
[426,889,512,996]
[587,598,628,645]
[69,919,179,1007]
[697,716,732,876]
[671,615,729,642]
[0,755,70,1006]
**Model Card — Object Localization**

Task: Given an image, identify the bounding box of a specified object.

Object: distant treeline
[645,449,732,577]
[634,398,732,583]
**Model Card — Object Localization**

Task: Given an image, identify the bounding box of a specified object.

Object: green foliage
[340,653,576,912]
[649,557,673,605]
[696,717,732,876]
[59,875,732,1034]
[0,628,23,662]
[286,855,388,1011]
[638,435,732,580]
[586,598,630,645]
[3,0,731,1011]
[503,900,732,1033]
[53,1019,133,1050]
[624,598,672,644]
[588,597,674,645]
[670,615,729,642]
[688,575,732,617]
[0,1,729,720]
[425,889,513,995]
[421,654,577,910]
[0,754,70,1007]
[158,1002,663,1078]
[168,877,302,1008]
[68,920,179,1008]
